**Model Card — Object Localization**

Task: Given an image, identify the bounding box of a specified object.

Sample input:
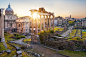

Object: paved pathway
[11,36,65,57]
[31,44,65,57]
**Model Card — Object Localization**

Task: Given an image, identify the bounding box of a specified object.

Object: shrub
[49,30,54,33]
[46,41,67,50]
[56,34,62,37]
[13,33,19,36]
[4,32,7,33]
[65,41,75,51]
[20,35,25,38]
[16,36,21,39]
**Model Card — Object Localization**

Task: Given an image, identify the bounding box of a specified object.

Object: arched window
[19,24,20,27]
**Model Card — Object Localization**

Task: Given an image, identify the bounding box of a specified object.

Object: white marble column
[46,15,48,30]
[43,15,45,30]
[49,15,51,30]
[35,18,38,35]
[53,15,54,31]
[40,15,42,32]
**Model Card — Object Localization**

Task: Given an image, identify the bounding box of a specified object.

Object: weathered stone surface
[15,46,21,51]
[6,50,11,54]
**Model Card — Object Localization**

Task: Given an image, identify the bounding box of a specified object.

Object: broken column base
[0,37,5,42]
[31,34,40,44]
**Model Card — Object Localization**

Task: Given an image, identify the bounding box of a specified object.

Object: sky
[0,0,86,18]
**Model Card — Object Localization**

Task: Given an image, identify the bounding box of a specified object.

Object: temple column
[40,15,42,32]
[31,18,34,42]
[53,15,54,31]
[43,15,45,30]
[49,15,51,30]
[46,15,48,31]
[35,18,38,35]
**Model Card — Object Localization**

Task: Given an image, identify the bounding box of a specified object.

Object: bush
[20,35,25,38]
[65,41,75,51]
[57,34,62,37]
[46,41,67,50]
[4,32,7,33]
[58,35,62,37]
[13,33,19,36]
[16,36,21,39]
[49,30,54,33]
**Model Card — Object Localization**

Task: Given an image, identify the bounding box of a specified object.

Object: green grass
[4,33,14,42]
[22,52,30,57]
[1,51,30,57]
[1,50,16,57]
[82,31,86,38]
[77,30,80,35]
[54,27,63,32]
[23,39,31,42]
[8,43,22,47]
[0,43,6,51]
[69,29,76,38]
[58,50,86,57]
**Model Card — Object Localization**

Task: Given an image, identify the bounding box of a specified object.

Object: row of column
[31,14,54,35]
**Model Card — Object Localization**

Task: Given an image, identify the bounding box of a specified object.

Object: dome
[6,3,13,11]
[5,3,14,15]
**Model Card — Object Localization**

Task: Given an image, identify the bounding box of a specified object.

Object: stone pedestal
[34,35,40,43]
[31,34,40,44]
[31,33,34,42]
[16,51,22,57]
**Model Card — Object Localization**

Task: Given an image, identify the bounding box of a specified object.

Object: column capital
[0,8,4,16]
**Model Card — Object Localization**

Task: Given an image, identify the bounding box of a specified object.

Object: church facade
[4,4,18,32]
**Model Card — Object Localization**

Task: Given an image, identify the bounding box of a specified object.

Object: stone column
[35,18,38,35]
[35,18,40,43]
[53,15,54,31]
[31,18,34,43]
[43,15,45,30]
[40,15,42,32]
[0,8,5,42]
[49,15,51,30]
[46,15,48,31]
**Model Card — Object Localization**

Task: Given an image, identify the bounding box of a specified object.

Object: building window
[10,23,12,27]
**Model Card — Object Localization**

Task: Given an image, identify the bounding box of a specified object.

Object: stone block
[34,53,38,57]
[15,46,21,51]
[27,51,30,54]
[6,50,11,54]
[0,51,3,54]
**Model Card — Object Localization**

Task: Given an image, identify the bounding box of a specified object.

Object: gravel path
[31,44,66,57]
